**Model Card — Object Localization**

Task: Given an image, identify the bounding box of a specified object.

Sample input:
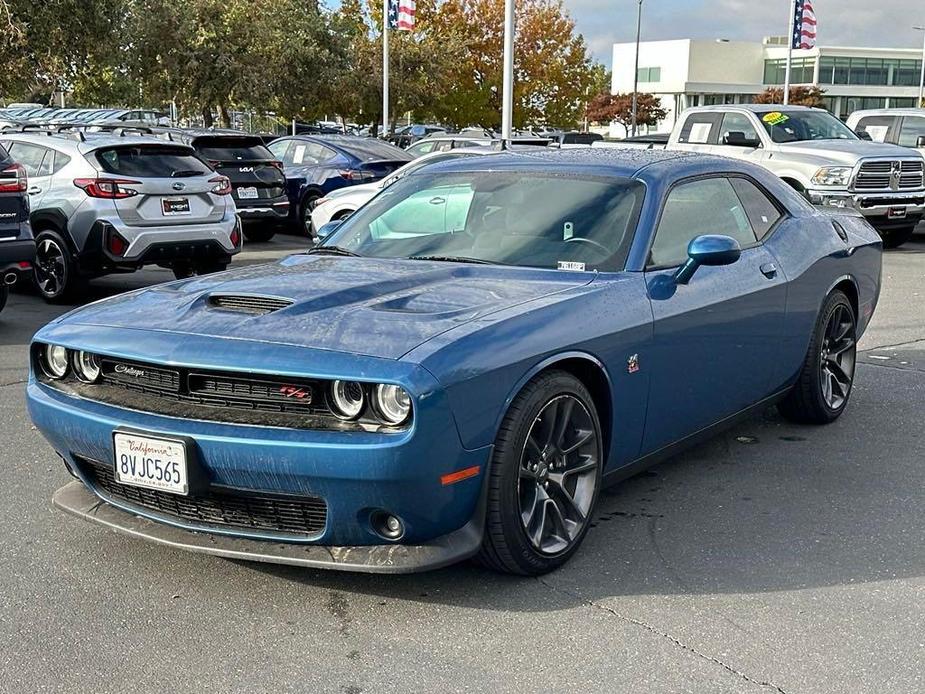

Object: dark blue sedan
[266,135,412,234]
[28,149,881,575]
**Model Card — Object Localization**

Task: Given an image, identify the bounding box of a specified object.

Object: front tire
[477,371,602,575]
[299,193,321,236]
[778,290,857,424]
[242,226,276,243]
[878,225,915,249]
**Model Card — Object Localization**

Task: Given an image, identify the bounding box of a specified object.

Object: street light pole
[915,25,925,107]
[630,0,643,137]
[500,0,515,141]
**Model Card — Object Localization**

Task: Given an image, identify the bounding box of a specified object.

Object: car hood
[59,256,593,360]
[776,139,920,165]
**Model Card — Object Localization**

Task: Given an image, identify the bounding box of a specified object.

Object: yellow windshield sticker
[762,112,789,126]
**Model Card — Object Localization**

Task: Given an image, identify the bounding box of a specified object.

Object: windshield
[757,110,858,143]
[325,170,645,271]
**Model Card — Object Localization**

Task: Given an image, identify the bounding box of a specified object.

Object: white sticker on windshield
[558,261,586,271]
[293,145,307,164]
[563,222,574,239]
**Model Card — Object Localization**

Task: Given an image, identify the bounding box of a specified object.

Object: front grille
[189,373,317,412]
[208,294,293,315]
[101,359,181,392]
[855,160,925,191]
[77,456,327,537]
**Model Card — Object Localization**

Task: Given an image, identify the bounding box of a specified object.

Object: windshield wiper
[307,245,363,257]
[407,255,500,265]
[171,169,206,177]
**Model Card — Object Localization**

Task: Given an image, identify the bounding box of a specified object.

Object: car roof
[848,108,925,118]
[0,131,195,154]
[686,104,817,114]
[415,146,720,179]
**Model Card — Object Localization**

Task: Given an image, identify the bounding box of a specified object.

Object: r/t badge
[627,354,640,374]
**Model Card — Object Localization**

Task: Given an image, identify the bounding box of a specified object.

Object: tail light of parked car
[73,178,140,199]
[0,162,27,193]
[209,175,232,195]
[340,170,376,182]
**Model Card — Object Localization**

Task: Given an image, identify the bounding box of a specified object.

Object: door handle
[428,197,446,205]
[760,262,778,279]
[27,186,41,195]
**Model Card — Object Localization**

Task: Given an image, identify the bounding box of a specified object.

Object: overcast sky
[568,0,925,66]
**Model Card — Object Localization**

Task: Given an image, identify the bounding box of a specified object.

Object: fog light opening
[371,511,404,541]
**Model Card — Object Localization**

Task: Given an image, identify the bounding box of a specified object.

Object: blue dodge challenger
[27,149,881,575]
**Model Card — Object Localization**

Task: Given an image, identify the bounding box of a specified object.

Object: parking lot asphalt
[1,233,923,694]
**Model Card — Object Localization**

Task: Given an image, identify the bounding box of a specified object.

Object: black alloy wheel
[478,370,602,575]
[33,230,79,302]
[779,290,857,424]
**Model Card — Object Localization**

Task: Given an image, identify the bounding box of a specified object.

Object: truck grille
[855,160,924,191]
[77,456,328,537]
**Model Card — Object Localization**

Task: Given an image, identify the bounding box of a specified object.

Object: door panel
[642,246,788,452]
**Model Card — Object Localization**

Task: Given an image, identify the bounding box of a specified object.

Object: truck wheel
[778,290,856,424]
[878,225,915,249]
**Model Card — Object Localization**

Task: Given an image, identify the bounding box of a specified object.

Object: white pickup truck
[666,104,925,247]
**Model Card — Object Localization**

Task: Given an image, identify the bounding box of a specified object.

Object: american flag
[792,0,817,49]
[388,0,416,31]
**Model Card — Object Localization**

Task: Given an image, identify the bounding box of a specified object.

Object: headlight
[811,166,853,187]
[41,344,69,379]
[330,380,365,419]
[372,384,411,425]
[73,351,101,383]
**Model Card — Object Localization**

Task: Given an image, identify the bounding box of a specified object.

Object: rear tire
[242,227,276,243]
[477,370,603,575]
[878,225,915,249]
[299,193,321,236]
[33,229,83,303]
[778,290,857,424]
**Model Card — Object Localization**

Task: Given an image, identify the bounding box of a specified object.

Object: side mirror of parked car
[315,220,342,243]
[674,235,742,285]
[855,129,873,141]
[916,135,925,148]
[722,131,761,148]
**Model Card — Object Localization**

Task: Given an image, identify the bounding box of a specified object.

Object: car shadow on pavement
[242,365,925,610]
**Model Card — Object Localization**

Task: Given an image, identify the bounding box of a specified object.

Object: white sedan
[310,149,490,237]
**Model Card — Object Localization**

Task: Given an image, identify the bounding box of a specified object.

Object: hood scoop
[207,293,294,315]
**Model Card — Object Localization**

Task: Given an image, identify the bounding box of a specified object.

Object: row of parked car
[0,122,417,310]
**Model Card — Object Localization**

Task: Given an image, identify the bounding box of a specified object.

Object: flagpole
[500,0,514,141]
[382,0,390,139]
[783,0,796,105]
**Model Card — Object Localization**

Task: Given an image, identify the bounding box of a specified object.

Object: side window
[677,114,720,144]
[8,143,47,177]
[409,141,436,156]
[434,141,454,152]
[50,151,71,174]
[36,147,53,177]
[650,177,757,268]
[730,178,783,239]
[304,142,338,163]
[718,112,759,144]
[898,116,925,148]
[369,183,474,239]
[267,139,292,164]
[856,115,896,143]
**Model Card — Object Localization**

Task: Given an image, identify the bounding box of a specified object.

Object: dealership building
[610,37,924,134]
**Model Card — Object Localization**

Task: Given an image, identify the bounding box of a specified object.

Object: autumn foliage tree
[585,92,667,132]
[755,86,826,108]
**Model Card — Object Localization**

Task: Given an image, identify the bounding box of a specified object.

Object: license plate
[162,197,191,216]
[237,186,259,200]
[888,207,907,219]
[113,432,189,495]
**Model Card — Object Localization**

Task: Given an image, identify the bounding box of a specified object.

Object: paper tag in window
[293,145,306,164]
[558,261,586,271]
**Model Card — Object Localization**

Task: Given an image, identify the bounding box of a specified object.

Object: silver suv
[0,131,241,301]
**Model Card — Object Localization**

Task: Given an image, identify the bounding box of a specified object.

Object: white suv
[1,130,241,301]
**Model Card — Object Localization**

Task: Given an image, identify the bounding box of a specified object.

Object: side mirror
[314,220,342,243]
[916,135,925,148]
[722,131,761,148]
[674,234,742,285]
[855,129,873,141]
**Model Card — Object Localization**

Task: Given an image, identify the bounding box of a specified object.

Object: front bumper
[808,189,925,225]
[53,479,484,573]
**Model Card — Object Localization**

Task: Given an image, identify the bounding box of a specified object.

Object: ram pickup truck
[667,104,925,247]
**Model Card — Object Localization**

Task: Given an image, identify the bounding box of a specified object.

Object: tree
[755,86,826,108]
[585,92,667,131]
